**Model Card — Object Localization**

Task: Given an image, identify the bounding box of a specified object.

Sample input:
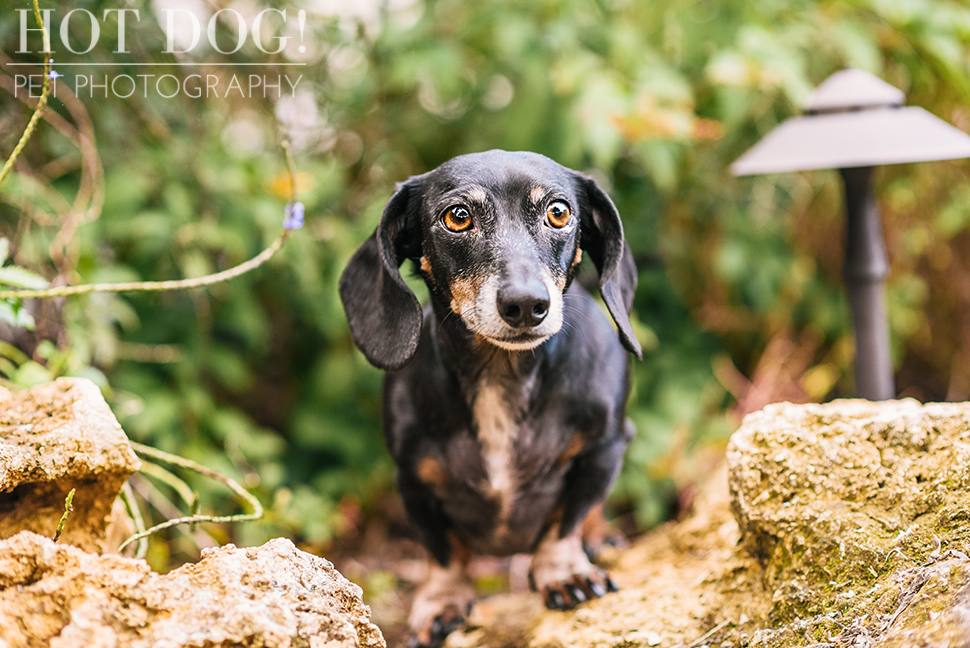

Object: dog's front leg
[528,522,619,610]
[528,425,629,609]
[407,549,475,648]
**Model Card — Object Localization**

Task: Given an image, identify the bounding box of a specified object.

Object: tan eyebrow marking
[466,187,487,204]
[530,186,547,203]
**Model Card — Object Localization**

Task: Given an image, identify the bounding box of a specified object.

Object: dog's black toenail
[567,584,587,604]
[549,590,565,609]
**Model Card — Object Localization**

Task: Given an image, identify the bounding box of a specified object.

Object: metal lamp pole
[731,69,970,400]
[840,166,893,400]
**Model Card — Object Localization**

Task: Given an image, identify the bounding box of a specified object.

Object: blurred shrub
[2,0,970,556]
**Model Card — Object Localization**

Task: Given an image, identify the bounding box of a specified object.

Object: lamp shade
[731,106,970,175]
[805,68,904,113]
[731,69,970,176]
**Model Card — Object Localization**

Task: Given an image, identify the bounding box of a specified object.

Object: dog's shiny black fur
[340,150,640,646]
[384,285,635,561]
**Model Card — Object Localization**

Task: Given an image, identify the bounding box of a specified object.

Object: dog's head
[340,150,641,371]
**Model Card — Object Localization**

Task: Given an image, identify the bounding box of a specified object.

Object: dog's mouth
[482,331,551,351]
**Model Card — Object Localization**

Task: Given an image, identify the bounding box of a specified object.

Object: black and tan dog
[340,150,641,647]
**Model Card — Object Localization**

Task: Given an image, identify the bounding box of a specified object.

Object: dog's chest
[471,382,520,524]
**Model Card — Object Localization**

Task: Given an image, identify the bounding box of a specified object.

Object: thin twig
[882,570,928,632]
[120,481,148,559]
[137,460,198,511]
[53,488,75,542]
[674,619,732,648]
[0,141,300,301]
[281,140,298,203]
[128,473,219,551]
[0,0,52,190]
[0,232,290,300]
[0,62,107,273]
[118,442,264,554]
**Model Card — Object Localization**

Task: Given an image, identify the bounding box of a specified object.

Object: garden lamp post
[731,69,970,401]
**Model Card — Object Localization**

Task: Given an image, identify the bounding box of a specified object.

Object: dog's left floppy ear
[340,176,426,371]
[572,172,643,359]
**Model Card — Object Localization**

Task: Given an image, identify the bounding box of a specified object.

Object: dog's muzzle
[452,270,564,351]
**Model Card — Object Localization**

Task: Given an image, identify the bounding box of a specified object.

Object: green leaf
[0,300,36,331]
[0,239,9,266]
[937,185,970,237]
[12,360,54,388]
[0,341,30,365]
[0,266,50,290]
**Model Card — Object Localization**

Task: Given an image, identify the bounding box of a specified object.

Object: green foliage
[0,237,49,330]
[2,0,970,555]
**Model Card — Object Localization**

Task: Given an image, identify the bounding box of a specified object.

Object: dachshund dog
[340,150,641,647]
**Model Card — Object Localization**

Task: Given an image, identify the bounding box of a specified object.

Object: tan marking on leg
[417,455,450,487]
[420,255,434,282]
[530,524,596,590]
[554,433,585,468]
[449,531,471,565]
[580,503,619,555]
[408,552,475,645]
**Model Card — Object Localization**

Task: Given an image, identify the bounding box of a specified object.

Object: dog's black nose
[497,282,550,328]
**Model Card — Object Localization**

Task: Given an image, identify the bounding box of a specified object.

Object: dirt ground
[326,496,550,648]
[323,483,708,648]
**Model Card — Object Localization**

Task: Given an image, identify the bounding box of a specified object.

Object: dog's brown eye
[546,201,571,228]
[443,206,472,232]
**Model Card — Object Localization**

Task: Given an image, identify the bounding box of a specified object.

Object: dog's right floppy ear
[340,176,426,371]
[572,172,643,360]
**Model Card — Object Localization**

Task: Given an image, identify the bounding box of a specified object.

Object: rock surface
[446,399,970,648]
[729,399,970,647]
[0,378,141,553]
[0,531,386,648]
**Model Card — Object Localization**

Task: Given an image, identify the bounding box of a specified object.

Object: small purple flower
[48,70,59,80]
[283,201,305,230]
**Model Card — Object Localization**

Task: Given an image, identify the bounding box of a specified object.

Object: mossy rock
[447,400,970,648]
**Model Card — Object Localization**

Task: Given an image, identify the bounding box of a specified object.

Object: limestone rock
[0,377,141,553]
[0,530,386,648]
[446,399,970,648]
[728,399,970,646]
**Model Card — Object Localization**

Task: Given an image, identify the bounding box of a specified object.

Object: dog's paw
[529,531,619,610]
[406,602,471,648]
[407,563,475,648]
[529,566,619,610]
